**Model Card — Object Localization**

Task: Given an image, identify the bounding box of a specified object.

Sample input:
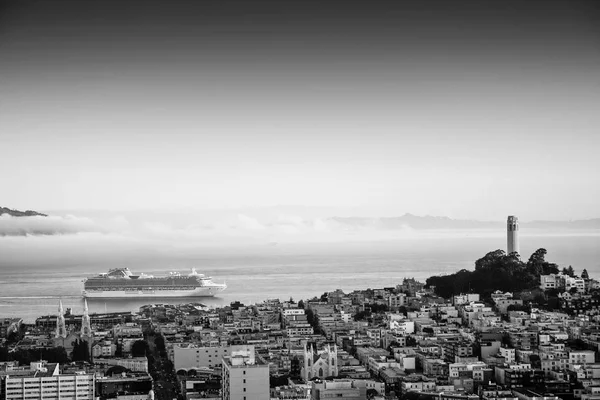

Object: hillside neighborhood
[2,249,600,400]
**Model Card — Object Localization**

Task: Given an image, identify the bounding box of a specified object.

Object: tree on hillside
[290,356,301,379]
[527,248,559,276]
[131,340,150,357]
[72,339,90,362]
[426,248,560,299]
[154,335,167,358]
[582,269,590,280]
[368,303,389,313]
[563,266,575,277]
[387,341,400,353]
[154,335,165,353]
[0,346,10,362]
[42,347,69,364]
[270,374,289,388]
[475,249,511,271]
[115,342,123,357]
[6,331,20,344]
[353,311,370,321]
[507,304,531,313]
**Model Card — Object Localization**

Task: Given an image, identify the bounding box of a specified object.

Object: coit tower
[507,215,519,255]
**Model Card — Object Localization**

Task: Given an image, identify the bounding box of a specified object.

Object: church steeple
[55,300,67,338]
[329,343,338,377]
[80,299,92,337]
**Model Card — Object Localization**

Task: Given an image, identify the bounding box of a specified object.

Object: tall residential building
[507,216,519,255]
[1,361,95,400]
[222,346,269,400]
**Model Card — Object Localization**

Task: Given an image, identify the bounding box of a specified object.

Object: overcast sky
[1,1,599,220]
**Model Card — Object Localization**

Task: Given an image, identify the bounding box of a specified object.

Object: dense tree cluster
[353,303,390,322]
[367,303,389,313]
[131,340,150,357]
[353,310,370,321]
[290,356,301,379]
[426,248,559,299]
[71,339,90,362]
[582,269,590,279]
[0,346,69,365]
[270,374,290,388]
[154,335,167,359]
[304,308,322,335]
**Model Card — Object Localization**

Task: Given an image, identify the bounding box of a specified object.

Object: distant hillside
[329,214,600,230]
[524,219,600,229]
[330,214,500,230]
[0,207,47,217]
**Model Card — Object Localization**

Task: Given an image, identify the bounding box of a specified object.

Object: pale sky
[1,1,599,220]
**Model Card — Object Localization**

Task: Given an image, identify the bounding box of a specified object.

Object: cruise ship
[82,268,227,298]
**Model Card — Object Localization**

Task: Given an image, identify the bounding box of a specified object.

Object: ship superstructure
[82,268,226,298]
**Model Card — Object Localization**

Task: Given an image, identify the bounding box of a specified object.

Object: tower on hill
[507,215,519,256]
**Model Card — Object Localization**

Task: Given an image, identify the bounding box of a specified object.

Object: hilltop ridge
[330,214,600,230]
[0,207,47,217]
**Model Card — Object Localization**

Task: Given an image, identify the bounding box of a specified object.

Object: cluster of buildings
[0,301,153,400]
[0,215,598,400]
[539,272,600,316]
[2,268,598,400]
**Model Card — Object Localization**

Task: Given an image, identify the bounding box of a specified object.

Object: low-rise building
[312,379,365,400]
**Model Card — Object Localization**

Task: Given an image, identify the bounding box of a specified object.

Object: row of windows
[196,349,228,353]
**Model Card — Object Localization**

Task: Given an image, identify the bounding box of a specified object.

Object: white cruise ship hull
[82,286,226,298]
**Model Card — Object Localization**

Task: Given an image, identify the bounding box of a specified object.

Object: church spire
[80,299,92,337]
[55,300,67,338]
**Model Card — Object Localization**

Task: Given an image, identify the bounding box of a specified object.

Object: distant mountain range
[0,206,47,217]
[1,206,599,232]
[329,213,600,230]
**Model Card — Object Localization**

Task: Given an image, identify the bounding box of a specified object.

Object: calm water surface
[1,234,598,322]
